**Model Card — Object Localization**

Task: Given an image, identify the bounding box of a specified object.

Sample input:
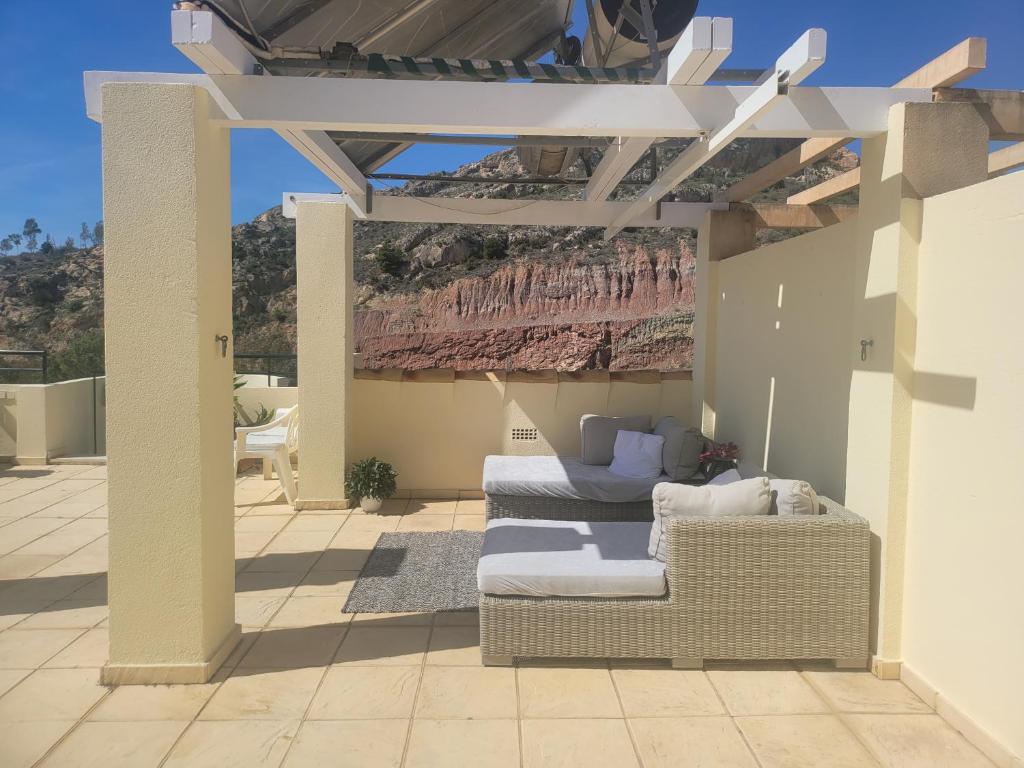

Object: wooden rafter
[730,202,857,229]
[722,37,987,203]
[787,167,860,205]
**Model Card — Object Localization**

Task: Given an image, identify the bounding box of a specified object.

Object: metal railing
[233,352,297,386]
[0,349,47,383]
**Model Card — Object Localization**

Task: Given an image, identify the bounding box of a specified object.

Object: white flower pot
[360,496,383,513]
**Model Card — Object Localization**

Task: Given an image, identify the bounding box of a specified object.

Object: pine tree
[377,239,406,277]
[79,222,93,248]
[22,218,41,251]
[92,221,104,245]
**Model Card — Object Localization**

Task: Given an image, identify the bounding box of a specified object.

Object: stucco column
[847,101,988,678]
[692,209,756,436]
[100,83,238,684]
[296,201,354,509]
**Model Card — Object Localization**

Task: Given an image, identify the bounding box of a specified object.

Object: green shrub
[345,457,398,501]
[50,330,104,381]
[377,240,406,277]
[483,234,508,260]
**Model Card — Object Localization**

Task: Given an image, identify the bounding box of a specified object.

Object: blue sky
[0,1,1020,246]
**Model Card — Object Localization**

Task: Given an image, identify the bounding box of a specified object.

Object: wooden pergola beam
[787,167,860,205]
[989,142,1024,177]
[722,37,987,202]
[932,88,1024,141]
[731,202,857,229]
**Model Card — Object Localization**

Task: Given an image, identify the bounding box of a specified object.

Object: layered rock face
[356,243,696,370]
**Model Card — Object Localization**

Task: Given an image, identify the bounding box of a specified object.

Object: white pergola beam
[603,28,826,239]
[989,141,1024,177]
[85,71,927,140]
[282,193,727,228]
[587,17,731,204]
[171,9,369,214]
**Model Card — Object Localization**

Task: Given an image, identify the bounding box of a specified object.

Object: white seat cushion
[483,455,669,503]
[478,518,667,598]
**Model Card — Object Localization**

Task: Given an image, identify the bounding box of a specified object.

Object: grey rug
[342,531,484,614]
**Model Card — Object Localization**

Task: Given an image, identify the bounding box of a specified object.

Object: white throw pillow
[608,430,665,479]
[769,479,820,515]
[648,478,771,561]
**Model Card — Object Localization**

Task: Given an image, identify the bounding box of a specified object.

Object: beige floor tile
[283,719,407,767]
[90,682,219,721]
[237,625,346,669]
[455,499,486,515]
[340,515,401,534]
[334,627,430,666]
[0,519,71,554]
[233,531,278,558]
[285,514,348,532]
[0,668,29,697]
[804,672,932,714]
[0,554,63,579]
[0,627,85,668]
[236,570,303,598]
[33,539,106,577]
[613,669,725,717]
[432,609,480,626]
[307,666,420,719]
[630,716,759,768]
[425,626,480,666]
[312,545,372,571]
[15,519,107,556]
[847,714,993,768]
[163,719,299,768]
[40,720,188,767]
[357,499,409,516]
[0,668,107,721]
[397,514,454,532]
[16,600,107,630]
[0,605,43,630]
[737,714,878,768]
[452,514,486,531]
[0,572,95,604]
[708,670,829,715]
[201,667,324,720]
[522,718,640,768]
[245,502,299,517]
[264,530,337,554]
[236,596,287,628]
[234,515,293,533]
[518,667,622,718]
[268,596,351,628]
[416,666,517,719]
[245,551,322,573]
[293,570,358,597]
[406,500,459,515]
[0,720,76,768]
[44,627,108,668]
[406,719,519,768]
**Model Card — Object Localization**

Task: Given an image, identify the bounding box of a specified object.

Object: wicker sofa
[479,496,870,668]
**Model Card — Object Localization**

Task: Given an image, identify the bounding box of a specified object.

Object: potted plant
[345,457,398,512]
[699,441,740,480]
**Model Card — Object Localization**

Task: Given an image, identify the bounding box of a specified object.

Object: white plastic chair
[235,406,299,505]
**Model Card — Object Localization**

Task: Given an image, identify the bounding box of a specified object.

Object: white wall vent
[511,427,538,442]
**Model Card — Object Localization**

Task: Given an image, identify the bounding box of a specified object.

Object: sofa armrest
[662,503,870,610]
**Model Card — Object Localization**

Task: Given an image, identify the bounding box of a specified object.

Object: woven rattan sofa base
[479,498,870,666]
[485,493,653,522]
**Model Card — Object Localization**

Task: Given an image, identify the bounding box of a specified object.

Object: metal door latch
[215,334,230,358]
[860,339,873,362]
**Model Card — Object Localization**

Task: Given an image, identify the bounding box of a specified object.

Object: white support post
[172,9,369,215]
[603,28,826,239]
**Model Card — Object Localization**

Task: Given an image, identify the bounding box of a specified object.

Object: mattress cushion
[483,455,668,503]
[478,518,667,598]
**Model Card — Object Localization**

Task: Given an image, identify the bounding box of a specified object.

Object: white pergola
[86,8,1022,685]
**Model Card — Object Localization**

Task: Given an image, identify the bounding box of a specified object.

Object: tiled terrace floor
[0,464,997,767]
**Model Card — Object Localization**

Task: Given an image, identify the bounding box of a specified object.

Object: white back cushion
[608,430,665,479]
[648,478,771,561]
[769,479,821,515]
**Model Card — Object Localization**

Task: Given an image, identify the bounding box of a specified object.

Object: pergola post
[100,83,238,684]
[846,101,988,678]
[692,209,757,437]
[295,201,354,509]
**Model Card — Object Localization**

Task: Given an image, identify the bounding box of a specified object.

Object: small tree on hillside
[0,238,11,257]
[23,218,41,251]
[92,221,104,245]
[39,234,55,255]
[63,236,75,250]
[377,239,405,277]
[79,222,93,248]
[483,234,508,260]
[8,234,22,251]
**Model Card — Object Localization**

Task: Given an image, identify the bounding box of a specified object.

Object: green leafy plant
[232,375,275,428]
[345,457,398,501]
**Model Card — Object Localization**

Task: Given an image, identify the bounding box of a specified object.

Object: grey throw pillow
[653,416,704,481]
[579,414,651,465]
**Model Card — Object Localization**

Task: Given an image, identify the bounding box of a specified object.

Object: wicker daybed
[479,496,870,668]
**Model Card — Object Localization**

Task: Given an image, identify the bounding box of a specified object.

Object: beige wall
[236,375,693,493]
[713,219,857,501]
[0,378,106,463]
[901,171,1024,760]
